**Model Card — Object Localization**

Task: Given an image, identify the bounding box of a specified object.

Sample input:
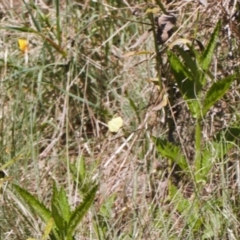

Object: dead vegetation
[0,0,240,239]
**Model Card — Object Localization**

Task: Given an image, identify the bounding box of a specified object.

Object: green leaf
[168,51,201,116]
[202,75,235,116]
[12,184,61,240]
[168,51,194,97]
[174,46,202,90]
[200,21,221,71]
[214,127,240,142]
[152,137,188,171]
[169,185,202,231]
[69,159,93,197]
[67,184,98,239]
[196,127,239,182]
[128,97,141,123]
[51,203,64,235]
[12,184,51,223]
[51,182,71,234]
[200,140,232,180]
[197,147,214,182]
[79,157,86,181]
[41,218,54,240]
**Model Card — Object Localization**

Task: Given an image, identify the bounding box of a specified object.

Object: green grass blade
[2,26,67,56]
[169,185,202,231]
[23,0,41,32]
[128,97,141,123]
[67,184,98,239]
[54,0,62,45]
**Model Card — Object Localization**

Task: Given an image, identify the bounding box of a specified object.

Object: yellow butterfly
[107,117,123,133]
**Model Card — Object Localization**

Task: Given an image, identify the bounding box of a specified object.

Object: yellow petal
[18,38,28,53]
[107,117,123,133]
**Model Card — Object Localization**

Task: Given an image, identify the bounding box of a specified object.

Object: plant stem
[194,118,202,182]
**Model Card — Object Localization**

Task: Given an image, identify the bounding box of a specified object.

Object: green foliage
[152,137,188,171]
[153,20,239,236]
[51,182,71,238]
[167,20,235,178]
[67,184,98,239]
[199,21,221,71]
[202,75,236,116]
[12,181,98,240]
[169,185,202,232]
[12,184,52,223]
[167,21,235,120]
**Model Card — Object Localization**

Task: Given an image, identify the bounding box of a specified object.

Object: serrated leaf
[12,184,61,240]
[200,21,221,71]
[67,184,98,239]
[174,46,202,90]
[152,137,188,171]
[168,51,201,116]
[58,187,71,223]
[51,182,71,231]
[12,184,51,223]
[202,75,235,116]
[168,51,194,98]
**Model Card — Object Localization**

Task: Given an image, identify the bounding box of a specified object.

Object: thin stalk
[194,118,202,183]
[149,13,162,88]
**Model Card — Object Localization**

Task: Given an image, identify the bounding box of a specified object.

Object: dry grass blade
[1,0,240,239]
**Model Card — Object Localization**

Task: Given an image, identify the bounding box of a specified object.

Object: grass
[0,0,240,239]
